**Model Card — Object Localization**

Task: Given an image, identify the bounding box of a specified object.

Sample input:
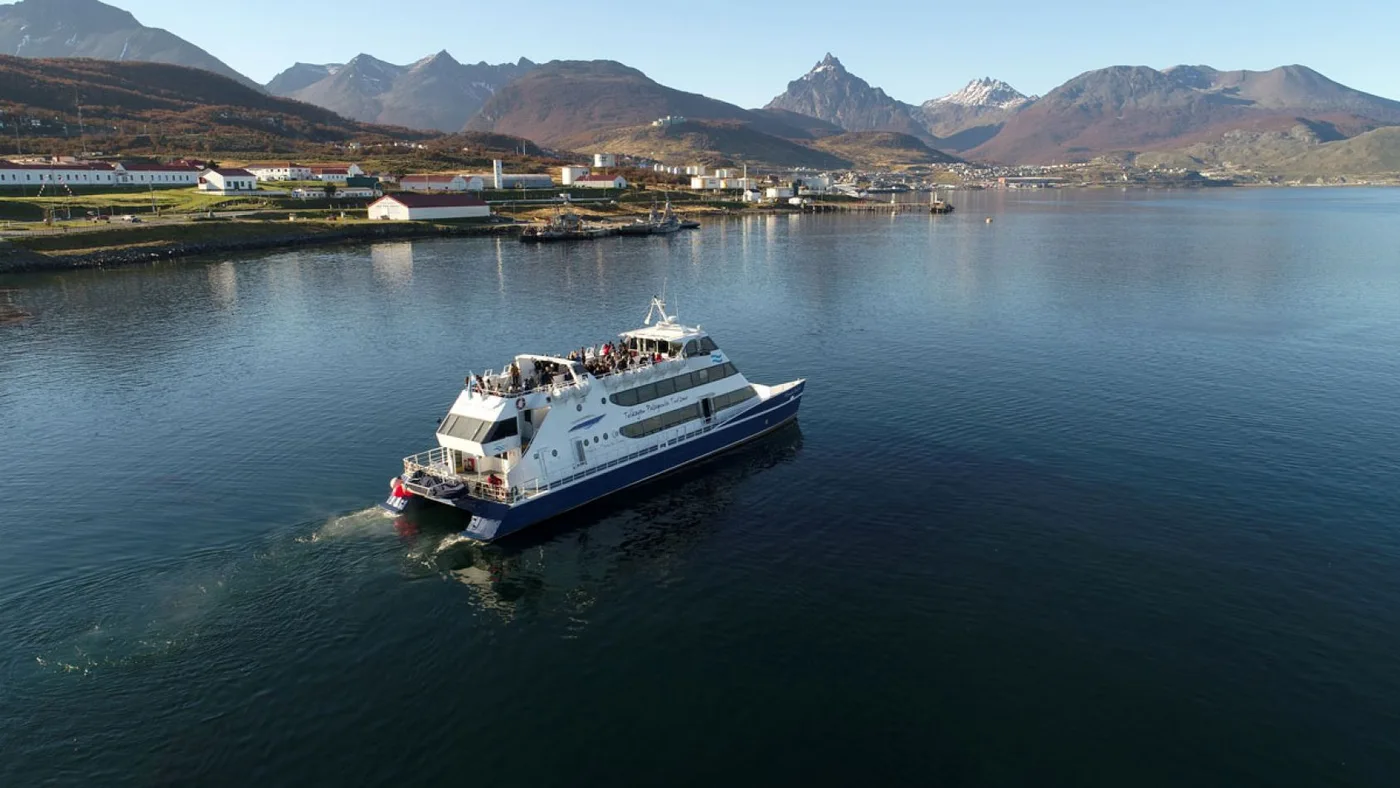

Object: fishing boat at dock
[616,199,690,236]
[519,210,614,242]
[382,296,806,542]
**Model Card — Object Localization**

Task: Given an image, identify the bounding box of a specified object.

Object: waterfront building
[368,193,491,221]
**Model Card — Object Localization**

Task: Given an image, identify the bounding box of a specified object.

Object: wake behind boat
[383,297,805,542]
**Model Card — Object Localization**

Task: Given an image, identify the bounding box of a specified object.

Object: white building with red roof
[0,160,202,189]
[368,193,491,221]
[243,162,313,182]
[397,174,483,193]
[198,168,257,193]
[309,164,365,183]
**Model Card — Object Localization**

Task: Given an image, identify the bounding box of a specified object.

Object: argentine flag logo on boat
[711,352,724,364]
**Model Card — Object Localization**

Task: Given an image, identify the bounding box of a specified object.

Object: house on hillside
[368,193,491,221]
[398,174,480,192]
[574,174,626,189]
[244,162,313,181]
[199,168,257,193]
[309,164,365,183]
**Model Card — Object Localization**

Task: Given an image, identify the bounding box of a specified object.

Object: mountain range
[266,53,535,133]
[3,0,1400,174]
[0,53,427,152]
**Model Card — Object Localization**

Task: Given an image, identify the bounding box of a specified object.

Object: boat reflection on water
[394,423,803,620]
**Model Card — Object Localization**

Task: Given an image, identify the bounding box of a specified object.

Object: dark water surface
[4,188,1400,786]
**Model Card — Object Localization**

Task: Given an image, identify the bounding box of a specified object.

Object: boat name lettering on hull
[625,393,689,420]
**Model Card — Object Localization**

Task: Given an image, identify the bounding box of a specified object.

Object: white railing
[401,447,514,503]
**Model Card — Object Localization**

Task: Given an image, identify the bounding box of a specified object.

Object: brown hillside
[0,54,429,152]
[971,64,1400,164]
[587,120,850,170]
[465,60,799,147]
[812,131,959,168]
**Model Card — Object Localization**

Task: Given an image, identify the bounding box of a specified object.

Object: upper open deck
[467,297,719,400]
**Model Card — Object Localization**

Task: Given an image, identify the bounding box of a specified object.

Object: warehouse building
[368,193,491,221]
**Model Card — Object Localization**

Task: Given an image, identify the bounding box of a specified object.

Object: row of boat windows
[439,413,519,444]
[619,386,758,439]
[624,335,719,357]
[609,362,740,407]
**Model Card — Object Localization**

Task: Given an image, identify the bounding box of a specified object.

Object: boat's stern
[381,476,413,514]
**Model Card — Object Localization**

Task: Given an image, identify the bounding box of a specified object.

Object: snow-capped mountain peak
[805,52,846,78]
[934,77,1032,109]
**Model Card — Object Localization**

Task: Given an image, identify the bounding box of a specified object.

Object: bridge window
[439,413,518,443]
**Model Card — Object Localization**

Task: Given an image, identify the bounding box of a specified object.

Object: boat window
[620,402,704,438]
[683,340,700,357]
[609,364,740,407]
[438,413,518,443]
[670,341,685,356]
[483,418,519,443]
[714,385,757,411]
[698,337,718,353]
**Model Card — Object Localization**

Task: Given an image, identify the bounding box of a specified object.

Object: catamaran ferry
[383,297,805,542]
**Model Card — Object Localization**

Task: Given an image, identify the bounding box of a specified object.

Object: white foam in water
[434,533,474,554]
[298,507,391,543]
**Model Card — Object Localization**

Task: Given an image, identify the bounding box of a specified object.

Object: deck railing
[470,354,687,400]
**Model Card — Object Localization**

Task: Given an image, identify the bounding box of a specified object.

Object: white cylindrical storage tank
[560,166,589,185]
[492,159,503,189]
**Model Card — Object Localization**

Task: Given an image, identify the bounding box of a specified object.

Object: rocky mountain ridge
[274,52,535,133]
[0,0,260,89]
[763,54,932,141]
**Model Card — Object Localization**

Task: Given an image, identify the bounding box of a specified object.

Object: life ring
[515,397,526,411]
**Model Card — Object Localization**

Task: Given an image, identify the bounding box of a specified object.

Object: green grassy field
[0,189,283,221]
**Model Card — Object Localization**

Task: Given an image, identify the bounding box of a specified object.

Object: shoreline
[0,221,518,275]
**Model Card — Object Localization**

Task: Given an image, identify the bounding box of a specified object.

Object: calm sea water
[4,188,1400,786]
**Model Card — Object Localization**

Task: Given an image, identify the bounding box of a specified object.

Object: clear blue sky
[117,0,1400,106]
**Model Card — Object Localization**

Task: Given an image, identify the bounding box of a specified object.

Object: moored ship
[383,297,805,541]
